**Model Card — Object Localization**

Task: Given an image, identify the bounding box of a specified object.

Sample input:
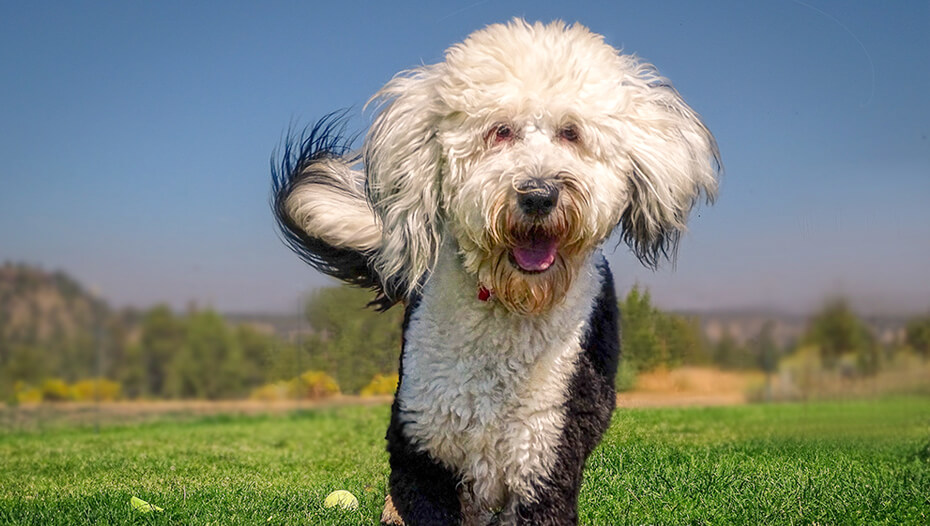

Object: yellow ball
[323,490,359,510]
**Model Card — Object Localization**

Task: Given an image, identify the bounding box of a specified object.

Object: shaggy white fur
[285,158,382,253]
[397,242,603,517]
[361,19,718,303]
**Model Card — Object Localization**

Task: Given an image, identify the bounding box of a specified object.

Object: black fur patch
[271,111,398,309]
[383,294,464,525]
[514,257,619,525]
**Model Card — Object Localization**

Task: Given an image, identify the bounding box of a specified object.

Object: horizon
[3,259,923,320]
[1,2,928,316]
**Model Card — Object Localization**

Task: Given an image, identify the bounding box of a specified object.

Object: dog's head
[365,20,720,314]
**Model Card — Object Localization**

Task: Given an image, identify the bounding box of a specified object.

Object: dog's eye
[558,124,581,143]
[490,124,515,144]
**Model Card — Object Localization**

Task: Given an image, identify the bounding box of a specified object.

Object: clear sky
[1,1,928,315]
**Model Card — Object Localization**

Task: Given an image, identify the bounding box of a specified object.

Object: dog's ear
[364,66,446,298]
[616,60,721,268]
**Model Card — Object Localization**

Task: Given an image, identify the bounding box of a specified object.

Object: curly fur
[272,19,720,525]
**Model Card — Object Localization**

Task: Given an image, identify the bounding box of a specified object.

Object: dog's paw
[380,494,405,526]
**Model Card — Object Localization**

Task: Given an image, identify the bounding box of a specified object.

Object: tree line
[3,268,930,402]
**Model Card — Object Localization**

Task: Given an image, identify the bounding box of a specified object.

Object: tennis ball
[323,490,359,510]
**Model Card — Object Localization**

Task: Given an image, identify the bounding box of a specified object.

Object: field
[1,398,929,525]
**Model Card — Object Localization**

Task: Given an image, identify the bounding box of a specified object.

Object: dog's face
[442,111,609,314]
[437,25,639,314]
[365,20,720,314]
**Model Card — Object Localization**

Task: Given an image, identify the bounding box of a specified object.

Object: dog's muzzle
[511,179,561,273]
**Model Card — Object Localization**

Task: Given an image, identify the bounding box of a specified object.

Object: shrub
[360,373,399,396]
[777,345,823,400]
[250,371,340,401]
[614,360,639,392]
[249,381,291,401]
[70,378,122,402]
[40,378,72,402]
[293,370,340,399]
[744,375,769,403]
[14,381,42,404]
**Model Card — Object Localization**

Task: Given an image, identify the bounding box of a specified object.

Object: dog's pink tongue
[512,239,558,272]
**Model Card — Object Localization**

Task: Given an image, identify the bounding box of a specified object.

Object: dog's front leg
[504,470,584,526]
[382,401,463,526]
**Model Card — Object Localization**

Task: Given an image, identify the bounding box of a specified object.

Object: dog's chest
[396,254,599,507]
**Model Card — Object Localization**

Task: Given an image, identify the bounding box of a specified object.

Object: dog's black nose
[517,179,560,217]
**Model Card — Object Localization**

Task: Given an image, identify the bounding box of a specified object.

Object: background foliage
[2,263,929,402]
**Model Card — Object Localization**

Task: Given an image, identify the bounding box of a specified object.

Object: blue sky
[1,1,928,315]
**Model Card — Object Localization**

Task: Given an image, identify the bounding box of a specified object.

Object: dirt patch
[618,367,761,408]
[617,391,746,408]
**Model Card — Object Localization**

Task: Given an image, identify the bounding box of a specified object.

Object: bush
[70,378,122,402]
[614,360,639,392]
[249,381,292,401]
[40,378,72,402]
[294,370,340,399]
[744,375,769,403]
[14,381,42,404]
[250,370,340,401]
[777,345,823,400]
[360,373,399,396]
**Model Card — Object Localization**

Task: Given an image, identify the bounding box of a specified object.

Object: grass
[1,398,928,525]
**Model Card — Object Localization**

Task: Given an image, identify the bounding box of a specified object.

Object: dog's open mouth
[509,231,559,273]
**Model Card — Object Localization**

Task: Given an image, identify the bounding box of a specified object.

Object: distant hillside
[0,263,120,392]
[680,309,908,348]
[0,262,107,348]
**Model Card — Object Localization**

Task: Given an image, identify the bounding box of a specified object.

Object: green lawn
[1,398,928,525]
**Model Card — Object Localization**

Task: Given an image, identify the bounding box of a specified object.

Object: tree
[235,325,278,388]
[165,310,246,399]
[137,306,186,397]
[619,286,664,373]
[119,343,147,399]
[2,344,49,389]
[749,321,780,402]
[712,329,752,370]
[299,286,403,393]
[905,315,930,358]
[618,285,708,378]
[661,314,710,367]
[102,308,138,383]
[803,298,878,374]
[750,321,780,374]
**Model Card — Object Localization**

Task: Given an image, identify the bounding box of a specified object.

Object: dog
[272,19,719,526]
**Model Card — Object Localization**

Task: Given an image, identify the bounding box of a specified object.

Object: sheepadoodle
[272,19,720,526]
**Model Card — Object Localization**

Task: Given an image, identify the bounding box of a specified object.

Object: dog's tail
[271,112,396,309]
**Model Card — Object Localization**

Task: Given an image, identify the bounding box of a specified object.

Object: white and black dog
[272,19,719,526]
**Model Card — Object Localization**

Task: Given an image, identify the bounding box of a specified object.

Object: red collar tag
[477,286,492,302]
